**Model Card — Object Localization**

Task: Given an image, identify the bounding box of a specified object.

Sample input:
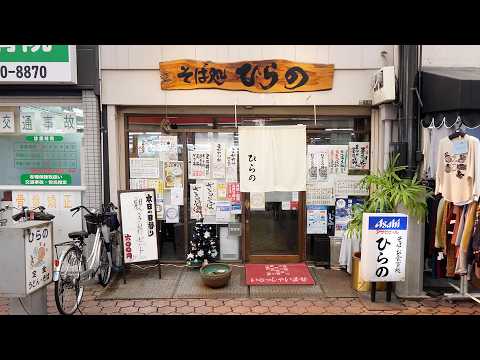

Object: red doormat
[245,263,315,286]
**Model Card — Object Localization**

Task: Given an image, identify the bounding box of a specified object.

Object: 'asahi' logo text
[368,216,407,230]
[375,218,400,229]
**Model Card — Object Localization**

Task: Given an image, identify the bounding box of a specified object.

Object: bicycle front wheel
[97,240,112,287]
[54,246,85,315]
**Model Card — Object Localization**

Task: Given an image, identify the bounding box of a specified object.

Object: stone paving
[1,282,480,315]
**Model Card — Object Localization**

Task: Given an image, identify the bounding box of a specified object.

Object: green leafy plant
[346,153,432,238]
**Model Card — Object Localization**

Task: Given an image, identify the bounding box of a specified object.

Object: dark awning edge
[421,110,480,129]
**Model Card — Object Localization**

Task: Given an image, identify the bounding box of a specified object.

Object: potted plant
[346,154,431,290]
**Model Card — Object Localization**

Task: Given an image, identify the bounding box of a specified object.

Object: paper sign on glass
[190,183,204,220]
[130,158,160,179]
[250,192,265,211]
[165,205,180,223]
[170,187,184,206]
[212,143,226,178]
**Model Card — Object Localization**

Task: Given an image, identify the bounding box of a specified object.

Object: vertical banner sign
[190,183,204,220]
[0,45,77,84]
[203,180,217,216]
[360,213,408,282]
[24,223,53,294]
[329,146,349,175]
[212,143,226,178]
[226,146,238,182]
[119,190,159,264]
[188,150,211,179]
[349,142,370,171]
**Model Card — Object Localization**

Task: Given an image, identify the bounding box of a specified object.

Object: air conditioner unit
[372,66,396,106]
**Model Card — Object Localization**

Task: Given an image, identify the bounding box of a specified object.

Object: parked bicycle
[53,203,119,315]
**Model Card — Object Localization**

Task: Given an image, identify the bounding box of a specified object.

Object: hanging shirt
[435,134,478,205]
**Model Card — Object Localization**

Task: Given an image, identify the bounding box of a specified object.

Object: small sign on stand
[118,189,161,283]
[360,213,408,302]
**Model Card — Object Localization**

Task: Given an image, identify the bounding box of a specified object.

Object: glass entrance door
[245,191,303,263]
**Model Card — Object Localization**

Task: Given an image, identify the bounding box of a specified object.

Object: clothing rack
[444,271,480,304]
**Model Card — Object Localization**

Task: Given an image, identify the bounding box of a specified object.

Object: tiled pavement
[1,283,479,315]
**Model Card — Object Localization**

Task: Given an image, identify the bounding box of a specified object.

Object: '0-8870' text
[0,65,47,79]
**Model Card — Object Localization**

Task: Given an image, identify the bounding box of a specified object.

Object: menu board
[119,190,159,264]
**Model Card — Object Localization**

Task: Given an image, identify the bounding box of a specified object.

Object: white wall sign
[0,45,77,84]
[12,190,82,245]
[129,158,160,179]
[25,222,53,294]
[119,190,159,264]
[0,111,15,133]
[360,213,408,282]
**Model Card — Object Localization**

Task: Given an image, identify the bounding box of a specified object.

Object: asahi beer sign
[360,213,408,282]
[119,190,159,264]
[0,45,77,84]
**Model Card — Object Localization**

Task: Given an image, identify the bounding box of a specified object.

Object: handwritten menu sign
[307,145,329,183]
[203,180,217,216]
[160,59,335,93]
[361,213,408,282]
[190,183,204,220]
[349,142,369,171]
[188,150,211,179]
[212,143,226,178]
[119,190,159,264]
[226,146,238,182]
[25,223,53,294]
[328,146,348,175]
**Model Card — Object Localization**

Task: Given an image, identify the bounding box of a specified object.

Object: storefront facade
[0,45,102,244]
[101,45,396,264]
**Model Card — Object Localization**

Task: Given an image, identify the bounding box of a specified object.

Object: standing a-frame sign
[118,189,161,283]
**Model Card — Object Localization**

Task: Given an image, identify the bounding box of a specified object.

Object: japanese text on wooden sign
[160,59,334,93]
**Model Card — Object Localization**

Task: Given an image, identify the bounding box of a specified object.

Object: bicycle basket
[105,211,120,231]
[84,214,98,235]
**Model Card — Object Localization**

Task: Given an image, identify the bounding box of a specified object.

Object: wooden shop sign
[159,59,334,93]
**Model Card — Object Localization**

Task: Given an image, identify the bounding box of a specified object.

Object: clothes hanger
[448,115,466,140]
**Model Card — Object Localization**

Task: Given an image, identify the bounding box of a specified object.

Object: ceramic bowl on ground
[200,263,232,288]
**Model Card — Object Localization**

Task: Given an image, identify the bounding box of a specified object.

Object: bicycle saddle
[68,231,89,239]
